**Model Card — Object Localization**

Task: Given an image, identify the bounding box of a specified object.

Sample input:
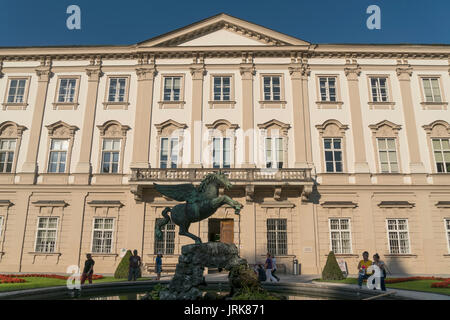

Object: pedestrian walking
[81,253,95,285]
[271,254,280,281]
[128,249,142,281]
[265,253,278,282]
[155,253,163,280]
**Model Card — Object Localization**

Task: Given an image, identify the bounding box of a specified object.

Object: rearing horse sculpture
[154,172,243,244]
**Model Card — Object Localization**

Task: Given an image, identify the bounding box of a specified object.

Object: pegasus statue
[154,172,243,244]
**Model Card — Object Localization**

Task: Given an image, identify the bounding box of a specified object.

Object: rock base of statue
[159,242,247,300]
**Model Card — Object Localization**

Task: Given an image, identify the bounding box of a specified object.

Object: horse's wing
[153,183,198,202]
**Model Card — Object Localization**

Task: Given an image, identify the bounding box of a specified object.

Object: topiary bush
[114,250,132,279]
[321,251,345,280]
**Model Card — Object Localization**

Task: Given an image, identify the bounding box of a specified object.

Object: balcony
[129,168,314,201]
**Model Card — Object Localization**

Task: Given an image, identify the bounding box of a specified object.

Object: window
[57,78,77,103]
[422,78,442,103]
[432,138,450,173]
[7,79,27,103]
[0,139,16,173]
[0,216,3,238]
[324,138,343,173]
[160,138,178,168]
[387,219,410,254]
[329,219,352,254]
[267,219,287,256]
[35,217,58,253]
[370,77,388,102]
[265,137,284,169]
[108,78,127,102]
[319,77,337,102]
[101,139,120,173]
[92,218,114,253]
[212,137,231,168]
[213,76,231,101]
[154,218,175,255]
[163,77,181,101]
[446,219,450,253]
[377,138,399,173]
[48,139,69,173]
[263,76,281,101]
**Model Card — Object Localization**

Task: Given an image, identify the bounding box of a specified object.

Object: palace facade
[0,14,449,275]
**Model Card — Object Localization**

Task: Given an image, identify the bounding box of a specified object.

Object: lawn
[315,278,450,296]
[0,276,152,293]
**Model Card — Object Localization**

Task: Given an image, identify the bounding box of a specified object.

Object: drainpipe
[18,192,33,272]
[77,192,89,268]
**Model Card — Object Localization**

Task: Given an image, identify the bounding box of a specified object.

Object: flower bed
[385,276,447,284]
[0,273,104,283]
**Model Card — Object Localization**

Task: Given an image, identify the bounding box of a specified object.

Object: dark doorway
[208,218,234,244]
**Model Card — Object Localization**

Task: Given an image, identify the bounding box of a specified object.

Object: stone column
[239,55,256,168]
[396,61,425,174]
[344,59,370,175]
[130,58,157,169]
[188,58,206,168]
[20,57,52,184]
[289,55,313,168]
[74,57,102,184]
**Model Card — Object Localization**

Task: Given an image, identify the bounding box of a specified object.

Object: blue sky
[0,0,448,47]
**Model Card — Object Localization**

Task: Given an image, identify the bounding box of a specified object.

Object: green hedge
[321,251,345,281]
[114,250,132,279]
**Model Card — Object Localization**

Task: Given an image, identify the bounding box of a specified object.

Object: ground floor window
[154,218,175,255]
[446,219,450,253]
[387,219,410,254]
[329,218,352,254]
[92,218,114,253]
[267,218,287,255]
[35,217,58,253]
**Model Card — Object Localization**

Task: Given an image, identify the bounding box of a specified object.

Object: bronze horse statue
[154,172,243,244]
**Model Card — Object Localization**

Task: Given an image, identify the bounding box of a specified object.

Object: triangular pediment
[138,13,309,47]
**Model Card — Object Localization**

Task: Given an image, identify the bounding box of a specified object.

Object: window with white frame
[154,218,175,255]
[107,78,127,102]
[445,219,450,253]
[212,137,231,168]
[101,139,120,173]
[265,137,284,169]
[7,79,27,103]
[160,137,178,168]
[0,139,16,173]
[213,76,231,101]
[387,219,410,254]
[163,77,181,101]
[35,217,58,253]
[263,76,281,101]
[324,138,343,173]
[92,218,114,253]
[57,78,77,103]
[422,78,442,102]
[267,218,287,256]
[48,139,69,173]
[0,216,3,238]
[432,138,450,173]
[329,218,352,254]
[370,77,389,102]
[319,77,337,102]
[377,138,399,173]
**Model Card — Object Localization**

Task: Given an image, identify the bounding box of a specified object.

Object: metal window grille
[267,218,287,255]
[387,219,410,254]
[329,218,352,254]
[92,218,114,253]
[154,218,176,255]
[35,217,58,253]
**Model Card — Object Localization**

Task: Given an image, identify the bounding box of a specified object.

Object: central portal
[208,218,234,244]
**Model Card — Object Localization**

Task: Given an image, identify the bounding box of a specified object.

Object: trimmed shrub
[321,251,345,280]
[114,250,132,279]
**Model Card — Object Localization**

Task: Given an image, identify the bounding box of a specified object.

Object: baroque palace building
[0,13,449,275]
